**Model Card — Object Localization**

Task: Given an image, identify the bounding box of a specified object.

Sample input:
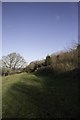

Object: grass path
[2,71,79,118]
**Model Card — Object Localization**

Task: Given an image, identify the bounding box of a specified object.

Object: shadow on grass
[34,68,80,118]
[5,81,65,118]
[3,68,80,118]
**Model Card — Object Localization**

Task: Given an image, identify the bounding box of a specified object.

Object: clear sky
[0,2,2,59]
[2,2,78,63]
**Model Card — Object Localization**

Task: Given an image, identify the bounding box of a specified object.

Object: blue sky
[2,2,78,63]
[0,2,2,59]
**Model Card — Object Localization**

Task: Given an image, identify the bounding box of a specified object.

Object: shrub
[51,45,78,73]
[45,55,52,66]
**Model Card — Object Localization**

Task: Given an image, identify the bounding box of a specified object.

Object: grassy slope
[2,71,79,118]
[0,76,2,119]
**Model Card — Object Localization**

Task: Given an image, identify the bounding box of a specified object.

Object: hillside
[2,70,79,118]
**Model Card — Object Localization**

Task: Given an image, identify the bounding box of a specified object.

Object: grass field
[2,70,79,118]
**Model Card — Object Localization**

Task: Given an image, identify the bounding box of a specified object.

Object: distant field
[2,71,79,118]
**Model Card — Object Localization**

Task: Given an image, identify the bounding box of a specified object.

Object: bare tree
[2,53,27,70]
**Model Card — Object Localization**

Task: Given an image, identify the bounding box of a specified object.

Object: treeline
[23,44,80,75]
[0,44,80,76]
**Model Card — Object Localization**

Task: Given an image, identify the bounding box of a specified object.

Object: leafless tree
[2,53,27,70]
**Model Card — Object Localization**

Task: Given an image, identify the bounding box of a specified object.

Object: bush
[45,55,52,66]
[50,46,78,73]
[35,66,54,76]
[24,60,46,73]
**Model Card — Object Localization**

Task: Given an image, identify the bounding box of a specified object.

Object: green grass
[2,70,79,118]
[0,76,2,119]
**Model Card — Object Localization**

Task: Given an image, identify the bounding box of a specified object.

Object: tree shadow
[3,68,80,118]
[3,80,69,118]
[34,68,80,118]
